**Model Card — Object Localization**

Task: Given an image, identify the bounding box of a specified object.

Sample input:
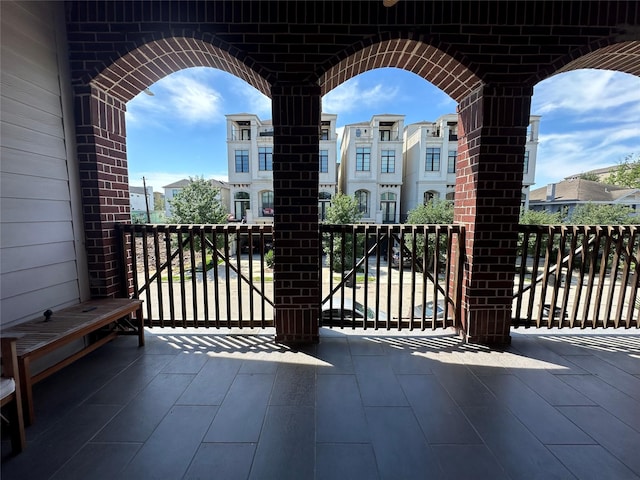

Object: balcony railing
[513,225,639,328]
[117,223,638,332]
[319,224,462,331]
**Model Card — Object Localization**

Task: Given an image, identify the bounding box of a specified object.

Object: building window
[380,192,397,224]
[321,129,329,140]
[356,147,371,171]
[381,150,395,173]
[380,130,391,141]
[523,150,530,174]
[320,150,328,173]
[447,150,456,173]
[319,191,332,221]
[241,128,251,140]
[172,189,180,196]
[261,191,274,216]
[355,190,369,216]
[234,192,250,221]
[423,191,438,204]
[259,147,272,171]
[235,150,249,172]
[425,148,441,171]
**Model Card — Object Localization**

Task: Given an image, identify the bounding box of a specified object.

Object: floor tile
[203,373,274,442]
[558,374,640,431]
[564,354,640,401]
[50,443,142,480]
[95,373,194,442]
[550,445,640,480]
[433,444,510,480]
[120,405,217,480]
[398,374,481,445]
[269,364,315,406]
[249,405,315,480]
[353,356,408,406]
[558,406,640,476]
[184,443,256,480]
[365,406,441,480]
[479,374,595,444]
[316,443,380,480]
[462,405,575,480]
[512,370,595,406]
[316,375,370,443]
[176,357,241,405]
[161,351,209,374]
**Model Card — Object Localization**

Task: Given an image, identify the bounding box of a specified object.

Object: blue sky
[126,67,640,194]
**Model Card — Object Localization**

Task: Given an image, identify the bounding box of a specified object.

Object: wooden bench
[2,298,143,425]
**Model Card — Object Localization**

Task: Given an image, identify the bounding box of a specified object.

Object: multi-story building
[226,113,338,223]
[129,185,153,216]
[338,114,405,223]
[401,114,541,219]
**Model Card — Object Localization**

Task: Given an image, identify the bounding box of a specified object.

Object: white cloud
[532,70,640,116]
[234,83,272,117]
[322,80,400,114]
[534,123,640,187]
[126,68,223,127]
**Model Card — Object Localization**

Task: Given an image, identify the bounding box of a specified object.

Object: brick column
[75,85,131,297]
[271,82,321,344]
[455,84,533,346]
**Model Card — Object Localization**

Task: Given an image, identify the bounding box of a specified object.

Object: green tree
[405,199,454,268]
[153,191,165,211]
[606,153,640,189]
[519,208,562,225]
[168,176,228,224]
[406,198,454,224]
[323,193,363,224]
[566,203,639,225]
[323,193,363,272]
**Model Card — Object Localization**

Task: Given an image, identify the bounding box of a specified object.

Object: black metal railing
[117,224,274,328]
[513,225,639,328]
[319,224,463,331]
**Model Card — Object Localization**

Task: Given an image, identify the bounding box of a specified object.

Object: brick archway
[533,40,640,85]
[91,36,270,103]
[319,38,481,102]
[75,37,270,297]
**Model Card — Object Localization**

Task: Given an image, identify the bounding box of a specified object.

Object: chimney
[546,183,556,202]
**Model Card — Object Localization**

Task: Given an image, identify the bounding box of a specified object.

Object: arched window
[355,190,369,216]
[319,191,332,221]
[234,191,250,221]
[380,192,397,224]
[261,190,274,216]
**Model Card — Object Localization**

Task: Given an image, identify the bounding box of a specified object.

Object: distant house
[565,165,619,182]
[129,185,153,217]
[529,178,640,218]
[163,178,230,219]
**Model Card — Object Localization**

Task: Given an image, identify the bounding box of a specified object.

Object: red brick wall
[455,84,533,345]
[75,85,131,297]
[272,83,322,344]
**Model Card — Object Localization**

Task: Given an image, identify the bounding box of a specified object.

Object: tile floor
[1,327,639,479]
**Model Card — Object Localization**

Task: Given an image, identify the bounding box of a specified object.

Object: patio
[2,328,639,480]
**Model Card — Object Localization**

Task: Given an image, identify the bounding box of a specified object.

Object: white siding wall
[1,1,89,327]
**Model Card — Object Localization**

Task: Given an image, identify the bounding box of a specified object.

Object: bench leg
[136,305,145,347]
[18,357,35,427]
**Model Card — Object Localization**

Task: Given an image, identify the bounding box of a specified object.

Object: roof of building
[565,165,618,180]
[163,178,228,189]
[129,186,149,195]
[530,178,637,203]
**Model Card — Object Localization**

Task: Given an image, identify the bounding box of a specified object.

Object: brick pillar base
[271,82,321,345]
[455,84,533,346]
